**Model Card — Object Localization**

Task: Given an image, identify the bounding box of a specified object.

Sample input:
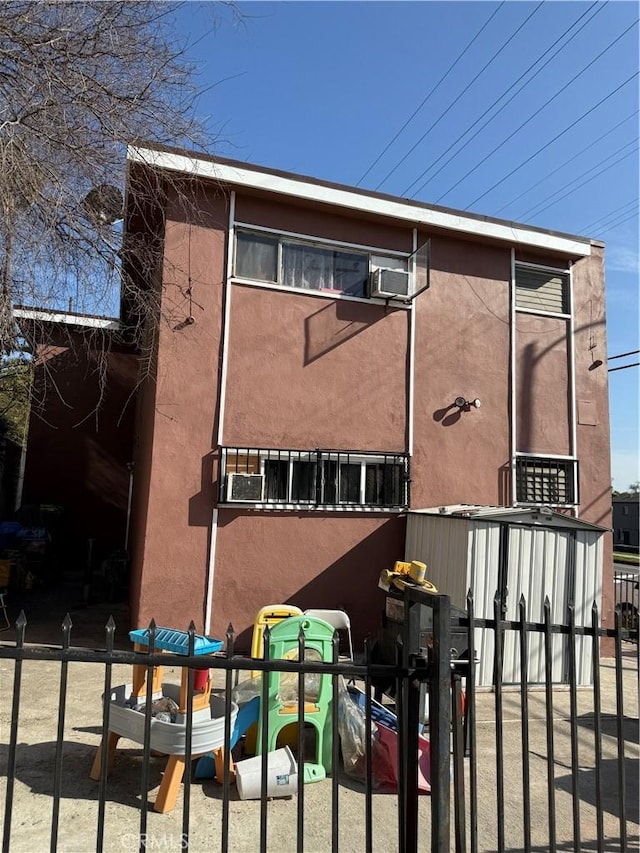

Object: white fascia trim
[128,146,593,258]
[13,308,121,330]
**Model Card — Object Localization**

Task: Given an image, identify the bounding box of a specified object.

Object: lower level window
[222,447,409,508]
[515,456,577,505]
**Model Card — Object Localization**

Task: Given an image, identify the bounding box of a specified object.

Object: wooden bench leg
[90,731,120,781]
[153,755,185,814]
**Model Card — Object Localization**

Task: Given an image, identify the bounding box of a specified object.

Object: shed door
[502,526,572,684]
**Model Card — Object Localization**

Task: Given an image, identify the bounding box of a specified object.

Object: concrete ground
[0,596,638,852]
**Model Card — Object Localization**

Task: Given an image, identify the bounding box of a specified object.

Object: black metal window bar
[0,589,636,853]
[220,446,410,508]
[515,455,578,505]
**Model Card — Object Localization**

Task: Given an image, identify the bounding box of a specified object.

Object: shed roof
[409,504,607,532]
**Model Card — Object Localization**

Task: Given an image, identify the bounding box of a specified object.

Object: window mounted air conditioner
[370,268,410,300]
[226,473,265,502]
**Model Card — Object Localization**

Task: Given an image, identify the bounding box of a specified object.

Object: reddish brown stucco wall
[236,195,412,253]
[515,315,571,456]
[411,236,512,507]
[571,247,613,630]
[130,187,229,629]
[223,285,409,451]
[212,510,406,648]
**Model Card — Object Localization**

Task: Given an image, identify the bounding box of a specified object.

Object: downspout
[408,229,417,460]
[204,190,235,634]
[510,249,517,506]
[568,261,578,517]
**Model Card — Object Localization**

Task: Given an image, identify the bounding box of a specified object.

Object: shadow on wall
[303,298,393,365]
[188,450,218,527]
[432,401,462,427]
[231,515,406,652]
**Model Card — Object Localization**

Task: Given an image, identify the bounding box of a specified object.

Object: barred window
[515,456,577,505]
[222,447,409,509]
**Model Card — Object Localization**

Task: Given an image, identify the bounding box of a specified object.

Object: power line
[517,142,639,221]
[609,363,639,372]
[407,0,605,199]
[595,210,639,235]
[355,2,505,187]
[580,199,638,233]
[373,1,545,192]
[494,109,637,217]
[435,17,639,207]
[462,69,639,211]
[609,349,640,360]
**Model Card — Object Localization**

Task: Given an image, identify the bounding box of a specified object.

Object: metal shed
[405,505,606,687]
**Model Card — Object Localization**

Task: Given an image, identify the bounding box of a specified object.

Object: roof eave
[127,145,593,258]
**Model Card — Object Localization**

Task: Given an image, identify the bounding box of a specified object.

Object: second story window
[515,263,569,315]
[234,228,412,299]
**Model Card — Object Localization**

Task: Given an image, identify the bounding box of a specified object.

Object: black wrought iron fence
[615,568,639,639]
[454,591,638,853]
[0,587,637,853]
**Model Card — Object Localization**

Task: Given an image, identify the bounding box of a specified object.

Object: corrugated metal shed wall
[404,514,469,607]
[468,521,501,687]
[503,526,571,684]
[573,530,604,685]
[405,511,604,688]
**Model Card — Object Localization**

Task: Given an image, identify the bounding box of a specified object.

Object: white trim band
[128,146,593,258]
[14,308,121,330]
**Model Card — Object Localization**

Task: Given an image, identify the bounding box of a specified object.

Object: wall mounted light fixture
[454,396,481,410]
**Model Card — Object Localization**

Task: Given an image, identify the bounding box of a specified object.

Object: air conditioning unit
[226,473,265,502]
[370,268,410,300]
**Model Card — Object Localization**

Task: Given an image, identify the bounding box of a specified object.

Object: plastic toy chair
[256,615,334,775]
[250,604,303,677]
[304,608,353,661]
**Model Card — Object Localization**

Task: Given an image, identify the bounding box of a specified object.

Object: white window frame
[232,224,411,304]
[513,451,579,508]
[514,260,571,319]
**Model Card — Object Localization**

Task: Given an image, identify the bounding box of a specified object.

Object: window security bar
[515,456,578,506]
[220,447,410,509]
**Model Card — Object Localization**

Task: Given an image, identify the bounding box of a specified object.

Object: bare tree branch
[0,1,235,432]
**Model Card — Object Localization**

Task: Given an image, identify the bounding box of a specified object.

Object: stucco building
[120,144,612,646]
[21,144,613,646]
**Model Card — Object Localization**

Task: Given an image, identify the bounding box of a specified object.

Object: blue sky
[175,0,639,490]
